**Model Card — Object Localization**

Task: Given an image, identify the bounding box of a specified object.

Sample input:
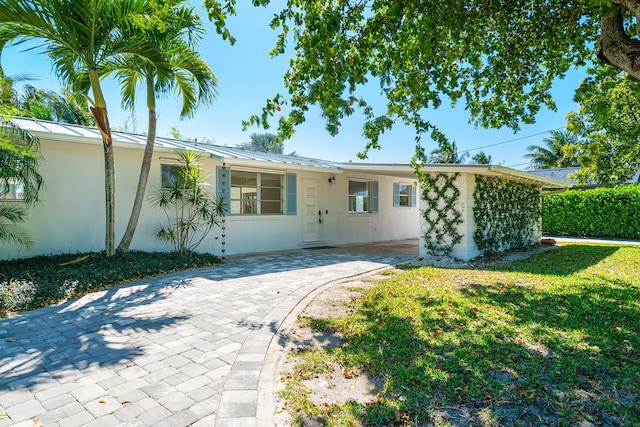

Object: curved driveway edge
[254,266,394,427]
[0,250,412,427]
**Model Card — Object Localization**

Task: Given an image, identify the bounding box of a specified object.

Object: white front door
[302,178,321,243]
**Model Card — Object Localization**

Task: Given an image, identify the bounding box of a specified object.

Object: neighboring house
[2,118,569,261]
[526,166,640,187]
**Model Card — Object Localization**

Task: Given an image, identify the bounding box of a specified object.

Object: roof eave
[491,165,573,189]
[340,163,572,188]
[218,157,343,173]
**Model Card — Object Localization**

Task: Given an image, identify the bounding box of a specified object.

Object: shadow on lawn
[303,245,639,426]
[488,243,621,276]
[0,276,192,391]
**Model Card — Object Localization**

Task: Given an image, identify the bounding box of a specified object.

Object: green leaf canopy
[206,1,640,157]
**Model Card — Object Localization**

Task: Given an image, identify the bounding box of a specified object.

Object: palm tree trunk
[88,68,115,256]
[117,79,157,252]
[103,141,115,256]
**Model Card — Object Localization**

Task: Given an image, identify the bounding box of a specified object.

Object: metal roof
[524,167,581,184]
[11,117,341,171]
[11,117,571,188]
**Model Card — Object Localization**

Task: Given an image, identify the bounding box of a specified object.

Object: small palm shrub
[151,150,224,256]
[0,203,32,247]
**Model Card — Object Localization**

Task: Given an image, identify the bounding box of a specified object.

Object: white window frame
[230,171,284,215]
[348,180,370,213]
[394,183,413,207]
[348,179,378,214]
[0,180,25,201]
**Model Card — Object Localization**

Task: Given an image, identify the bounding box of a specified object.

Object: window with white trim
[230,171,283,215]
[348,180,378,213]
[349,180,369,212]
[393,182,417,207]
[0,180,25,200]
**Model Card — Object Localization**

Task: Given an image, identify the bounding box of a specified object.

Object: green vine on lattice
[473,176,541,254]
[419,173,463,256]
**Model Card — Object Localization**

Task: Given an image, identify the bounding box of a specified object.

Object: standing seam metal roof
[10,117,342,170]
[10,117,571,188]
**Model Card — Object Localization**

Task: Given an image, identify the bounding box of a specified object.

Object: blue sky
[2,2,586,169]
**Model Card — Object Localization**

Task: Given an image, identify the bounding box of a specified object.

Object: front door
[302,178,321,243]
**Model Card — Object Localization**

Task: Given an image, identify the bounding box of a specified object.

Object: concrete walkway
[0,249,412,427]
[546,236,640,246]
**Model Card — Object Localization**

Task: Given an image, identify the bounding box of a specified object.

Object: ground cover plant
[281,244,640,426]
[0,251,220,316]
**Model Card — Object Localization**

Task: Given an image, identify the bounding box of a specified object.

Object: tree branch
[598,4,640,78]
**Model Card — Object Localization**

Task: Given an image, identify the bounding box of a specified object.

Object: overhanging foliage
[204,0,637,156]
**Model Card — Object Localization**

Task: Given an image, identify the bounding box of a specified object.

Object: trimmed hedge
[542,185,640,239]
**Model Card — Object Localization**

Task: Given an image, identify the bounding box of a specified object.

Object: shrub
[542,184,640,238]
[151,150,224,256]
[0,251,220,315]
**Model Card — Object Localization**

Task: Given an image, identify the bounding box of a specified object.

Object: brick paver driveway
[0,250,411,427]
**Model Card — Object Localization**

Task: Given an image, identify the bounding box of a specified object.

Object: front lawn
[282,244,640,426]
[0,251,221,317]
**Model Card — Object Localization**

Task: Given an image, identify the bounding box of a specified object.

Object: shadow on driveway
[0,277,191,392]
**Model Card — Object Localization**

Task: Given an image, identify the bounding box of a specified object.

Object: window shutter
[371,181,379,214]
[411,185,417,207]
[286,173,297,215]
[393,183,400,207]
[216,166,230,216]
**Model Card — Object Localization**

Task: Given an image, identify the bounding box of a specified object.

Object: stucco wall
[418,173,544,261]
[323,172,418,246]
[1,136,419,260]
[221,169,420,255]
[450,173,481,261]
[0,138,224,259]
[418,172,481,261]
[2,138,107,259]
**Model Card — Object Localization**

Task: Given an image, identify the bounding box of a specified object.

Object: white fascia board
[217,157,343,174]
[339,164,416,179]
[340,163,571,188]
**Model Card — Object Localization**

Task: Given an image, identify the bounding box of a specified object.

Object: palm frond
[0,202,32,247]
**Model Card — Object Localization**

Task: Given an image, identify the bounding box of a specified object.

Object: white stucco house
[1,118,570,261]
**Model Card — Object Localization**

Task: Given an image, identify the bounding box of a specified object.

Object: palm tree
[429,140,469,164]
[525,129,580,169]
[20,84,95,125]
[471,151,492,164]
[0,119,44,246]
[236,133,284,154]
[0,0,165,255]
[114,2,218,252]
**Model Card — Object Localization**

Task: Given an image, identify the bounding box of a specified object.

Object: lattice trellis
[420,173,463,256]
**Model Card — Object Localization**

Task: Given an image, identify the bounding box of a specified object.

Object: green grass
[282,244,640,426]
[0,251,220,317]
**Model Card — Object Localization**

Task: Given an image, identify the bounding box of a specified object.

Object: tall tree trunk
[117,79,157,252]
[103,141,115,256]
[88,68,115,256]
